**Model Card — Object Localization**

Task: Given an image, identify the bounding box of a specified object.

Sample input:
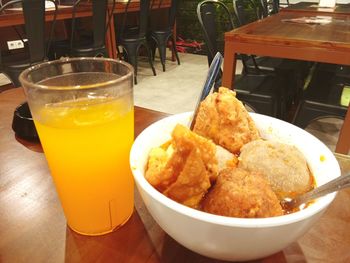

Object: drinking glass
[19,57,134,236]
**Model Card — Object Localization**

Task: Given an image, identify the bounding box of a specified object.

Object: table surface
[222,10,350,155]
[0,88,350,262]
[281,2,350,14]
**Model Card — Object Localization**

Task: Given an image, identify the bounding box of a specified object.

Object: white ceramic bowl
[130,112,340,261]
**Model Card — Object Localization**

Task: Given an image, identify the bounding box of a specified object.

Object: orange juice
[34,97,134,235]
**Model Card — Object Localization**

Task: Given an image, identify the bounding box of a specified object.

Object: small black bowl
[12,102,40,142]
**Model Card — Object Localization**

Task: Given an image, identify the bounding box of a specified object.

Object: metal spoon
[281,173,350,211]
[189,52,223,130]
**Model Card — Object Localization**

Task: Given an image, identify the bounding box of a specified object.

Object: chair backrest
[151,0,178,30]
[70,0,113,49]
[139,0,151,37]
[0,0,57,63]
[233,0,261,26]
[120,0,151,39]
[92,0,107,47]
[259,0,269,17]
[197,0,235,65]
[197,0,259,78]
[271,0,279,14]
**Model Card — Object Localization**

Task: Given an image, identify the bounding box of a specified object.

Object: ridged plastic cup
[20,57,135,235]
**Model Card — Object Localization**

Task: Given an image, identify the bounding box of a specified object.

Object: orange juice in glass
[20,58,134,235]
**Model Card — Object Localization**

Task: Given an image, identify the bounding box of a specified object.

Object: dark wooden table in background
[0,88,350,262]
[222,10,350,155]
[0,0,172,59]
[281,1,350,15]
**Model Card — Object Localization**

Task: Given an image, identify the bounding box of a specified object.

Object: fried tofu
[145,124,218,208]
[164,149,211,208]
[193,87,260,153]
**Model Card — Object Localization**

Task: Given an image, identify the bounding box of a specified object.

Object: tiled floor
[0,73,11,86]
[134,52,343,153]
[134,52,210,114]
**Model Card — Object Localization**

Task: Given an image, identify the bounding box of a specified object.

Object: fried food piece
[145,145,173,191]
[202,168,283,218]
[193,87,260,154]
[238,140,313,199]
[164,149,211,208]
[216,145,239,170]
[145,124,218,208]
[172,124,218,183]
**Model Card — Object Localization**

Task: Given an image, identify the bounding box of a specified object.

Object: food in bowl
[145,87,314,217]
[145,124,218,208]
[130,96,340,261]
[239,140,313,199]
[193,86,260,153]
[202,167,283,218]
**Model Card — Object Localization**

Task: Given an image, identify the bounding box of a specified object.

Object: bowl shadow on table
[62,208,306,263]
[160,233,307,263]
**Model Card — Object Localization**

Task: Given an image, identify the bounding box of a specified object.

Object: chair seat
[2,52,30,69]
[2,56,41,87]
[72,44,106,57]
[119,34,147,43]
[235,74,276,95]
[293,70,348,128]
[50,38,106,58]
[234,74,282,117]
[245,56,311,112]
[151,28,172,36]
[49,0,110,59]
[3,60,31,70]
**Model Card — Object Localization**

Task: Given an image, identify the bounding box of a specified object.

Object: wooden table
[0,1,172,59]
[222,11,350,154]
[281,1,350,15]
[1,88,350,262]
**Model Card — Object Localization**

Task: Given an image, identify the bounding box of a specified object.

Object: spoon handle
[293,173,350,207]
[190,52,223,130]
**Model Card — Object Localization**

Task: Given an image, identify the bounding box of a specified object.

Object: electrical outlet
[17,41,24,49]
[7,40,25,50]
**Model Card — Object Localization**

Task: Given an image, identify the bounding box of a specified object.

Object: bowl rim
[130,112,340,228]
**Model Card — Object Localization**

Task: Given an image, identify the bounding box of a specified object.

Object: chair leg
[127,53,138,84]
[149,40,157,61]
[157,41,167,72]
[171,35,180,65]
[145,43,157,76]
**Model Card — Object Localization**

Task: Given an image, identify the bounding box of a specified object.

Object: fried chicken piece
[145,124,218,208]
[193,87,260,154]
[202,168,283,218]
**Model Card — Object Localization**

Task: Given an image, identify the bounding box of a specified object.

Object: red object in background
[176,36,203,53]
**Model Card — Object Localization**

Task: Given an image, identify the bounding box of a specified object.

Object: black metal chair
[0,0,57,87]
[293,63,348,128]
[50,0,114,59]
[259,0,281,16]
[148,0,180,72]
[197,0,284,118]
[116,0,156,84]
[233,0,310,117]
